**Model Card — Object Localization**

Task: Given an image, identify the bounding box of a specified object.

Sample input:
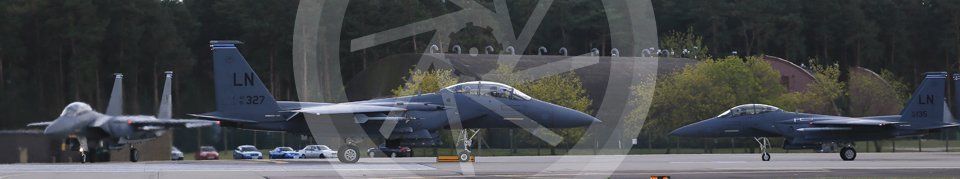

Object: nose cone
[669,125,697,137]
[669,119,714,137]
[554,106,601,128]
[42,117,82,137]
[571,110,601,126]
[43,121,70,137]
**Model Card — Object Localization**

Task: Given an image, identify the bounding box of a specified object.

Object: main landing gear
[456,129,480,162]
[338,137,361,163]
[839,143,857,161]
[753,139,858,161]
[754,137,771,161]
[129,146,140,162]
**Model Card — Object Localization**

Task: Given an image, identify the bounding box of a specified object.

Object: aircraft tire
[761,153,771,161]
[840,147,856,161]
[130,148,139,162]
[458,151,471,162]
[338,145,360,163]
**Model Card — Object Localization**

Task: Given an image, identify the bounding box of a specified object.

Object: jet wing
[128,119,220,129]
[809,118,901,126]
[26,121,53,127]
[290,103,407,115]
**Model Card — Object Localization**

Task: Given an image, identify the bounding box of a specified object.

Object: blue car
[269,147,302,159]
[233,145,262,159]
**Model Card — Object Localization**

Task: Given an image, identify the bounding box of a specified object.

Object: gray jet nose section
[670,119,714,137]
[669,124,696,137]
[43,122,70,137]
[42,117,81,137]
[551,105,601,128]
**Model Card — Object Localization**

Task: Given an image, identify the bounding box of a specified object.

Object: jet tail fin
[105,73,123,116]
[952,74,960,122]
[899,72,947,129]
[158,71,173,119]
[209,40,281,121]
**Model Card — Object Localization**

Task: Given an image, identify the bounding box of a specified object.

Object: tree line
[0,0,956,152]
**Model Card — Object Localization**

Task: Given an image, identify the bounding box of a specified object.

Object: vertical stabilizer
[953,73,960,122]
[158,71,173,119]
[899,72,947,129]
[209,41,281,121]
[105,73,123,116]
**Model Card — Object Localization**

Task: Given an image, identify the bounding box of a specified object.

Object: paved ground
[1,152,960,178]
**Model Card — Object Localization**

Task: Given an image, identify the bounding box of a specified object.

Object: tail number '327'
[235,95,266,105]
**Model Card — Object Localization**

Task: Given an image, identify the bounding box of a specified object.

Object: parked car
[170,147,184,161]
[269,147,302,159]
[196,146,220,160]
[233,145,263,159]
[299,145,337,159]
[367,144,412,158]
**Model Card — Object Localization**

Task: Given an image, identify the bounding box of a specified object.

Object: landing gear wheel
[458,151,471,162]
[338,145,360,163]
[129,148,139,162]
[840,147,857,161]
[753,137,771,161]
[80,153,87,164]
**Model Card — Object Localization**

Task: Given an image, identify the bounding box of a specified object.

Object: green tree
[642,56,786,138]
[848,68,906,117]
[391,69,459,96]
[659,27,709,59]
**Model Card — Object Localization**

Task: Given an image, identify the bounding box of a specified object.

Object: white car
[170,147,184,161]
[299,145,337,159]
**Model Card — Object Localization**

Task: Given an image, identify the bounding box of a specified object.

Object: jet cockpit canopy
[443,81,532,100]
[716,104,781,118]
[60,102,93,117]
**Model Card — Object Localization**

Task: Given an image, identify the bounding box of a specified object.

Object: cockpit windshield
[716,104,781,118]
[443,81,532,100]
[60,102,93,117]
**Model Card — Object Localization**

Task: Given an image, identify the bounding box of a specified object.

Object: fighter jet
[671,72,960,161]
[189,41,600,163]
[28,71,220,163]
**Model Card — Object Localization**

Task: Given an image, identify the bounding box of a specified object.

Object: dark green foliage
[1,0,959,151]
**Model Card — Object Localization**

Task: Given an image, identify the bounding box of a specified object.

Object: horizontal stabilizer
[292,103,407,115]
[126,118,219,129]
[26,122,53,127]
[188,113,259,123]
[810,118,900,126]
[796,127,851,132]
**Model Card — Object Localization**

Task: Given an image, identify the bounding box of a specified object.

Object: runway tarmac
[1,152,960,178]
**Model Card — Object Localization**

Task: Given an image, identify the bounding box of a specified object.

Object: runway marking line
[669,161,747,164]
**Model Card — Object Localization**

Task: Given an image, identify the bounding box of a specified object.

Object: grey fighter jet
[190,41,600,163]
[671,72,960,161]
[28,71,220,163]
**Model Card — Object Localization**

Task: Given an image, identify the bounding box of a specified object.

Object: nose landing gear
[456,129,479,162]
[754,137,771,161]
